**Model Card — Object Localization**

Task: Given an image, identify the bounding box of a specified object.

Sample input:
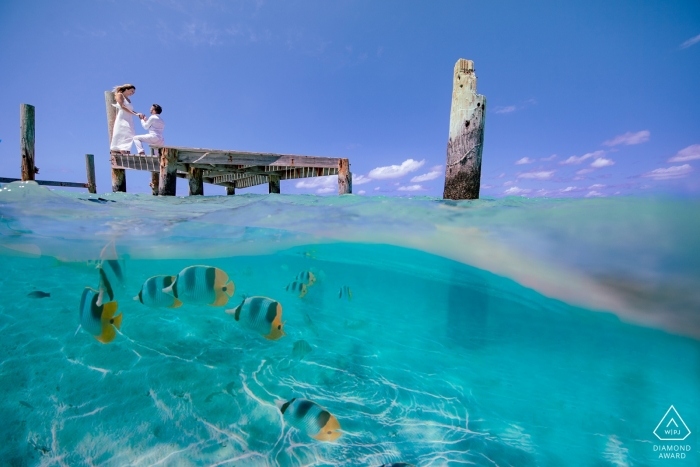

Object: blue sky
[0,0,698,197]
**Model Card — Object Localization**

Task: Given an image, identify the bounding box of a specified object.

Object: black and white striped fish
[225,296,286,340]
[285,281,308,298]
[97,259,126,306]
[294,271,316,286]
[135,275,182,308]
[338,285,352,301]
[279,398,341,442]
[79,287,122,344]
[163,265,234,306]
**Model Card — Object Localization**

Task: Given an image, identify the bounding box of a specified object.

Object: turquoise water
[1,181,698,466]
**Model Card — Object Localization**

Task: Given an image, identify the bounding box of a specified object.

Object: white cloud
[503,186,531,195]
[295,175,337,193]
[410,166,442,182]
[515,157,535,165]
[576,168,594,175]
[602,130,650,147]
[503,180,515,186]
[560,150,605,165]
[374,187,380,191]
[640,164,693,180]
[668,144,700,162]
[585,191,605,198]
[397,184,424,192]
[561,186,579,192]
[353,174,373,185]
[494,105,516,114]
[517,170,555,180]
[368,159,425,179]
[590,157,615,168]
[588,184,606,189]
[680,33,700,49]
[541,154,557,161]
[497,173,506,178]
[358,190,366,195]
[481,185,494,189]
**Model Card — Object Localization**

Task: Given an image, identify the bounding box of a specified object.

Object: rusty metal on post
[338,158,352,194]
[20,104,36,181]
[159,148,178,196]
[85,154,96,193]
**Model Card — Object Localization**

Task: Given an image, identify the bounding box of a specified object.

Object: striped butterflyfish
[134,275,182,308]
[294,271,316,286]
[285,281,308,298]
[279,398,341,442]
[162,265,234,306]
[79,287,122,344]
[96,259,126,307]
[225,296,286,340]
[338,285,352,301]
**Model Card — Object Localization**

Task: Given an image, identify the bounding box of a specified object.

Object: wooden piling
[20,104,36,181]
[105,91,127,192]
[188,166,204,195]
[225,184,235,195]
[268,175,280,194]
[85,154,96,193]
[338,158,352,194]
[150,172,159,195]
[159,148,178,196]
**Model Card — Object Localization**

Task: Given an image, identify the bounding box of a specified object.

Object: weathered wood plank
[20,104,36,181]
[149,145,340,168]
[85,154,96,193]
[150,172,159,196]
[188,166,204,196]
[111,168,126,192]
[338,158,352,195]
[235,174,269,189]
[0,177,89,189]
[159,148,178,196]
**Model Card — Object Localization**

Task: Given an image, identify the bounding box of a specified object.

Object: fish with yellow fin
[278,398,342,442]
[96,241,126,306]
[285,281,308,298]
[79,287,122,344]
[226,296,286,340]
[163,265,234,306]
[294,271,316,286]
[135,275,182,308]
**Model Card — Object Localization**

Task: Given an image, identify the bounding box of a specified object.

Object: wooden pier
[105,92,352,196]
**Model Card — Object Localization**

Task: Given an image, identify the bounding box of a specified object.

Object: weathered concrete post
[338,158,352,194]
[159,148,178,196]
[188,166,204,195]
[20,104,36,181]
[105,91,127,192]
[443,59,486,200]
[85,154,96,193]
[268,175,281,194]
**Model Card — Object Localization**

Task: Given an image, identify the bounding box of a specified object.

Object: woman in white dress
[110,84,144,154]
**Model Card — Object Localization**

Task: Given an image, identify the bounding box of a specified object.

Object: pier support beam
[225,184,235,195]
[105,91,127,192]
[443,59,486,200]
[338,158,352,195]
[85,154,96,193]
[159,148,178,196]
[188,166,204,196]
[150,172,159,195]
[20,104,36,181]
[268,175,280,194]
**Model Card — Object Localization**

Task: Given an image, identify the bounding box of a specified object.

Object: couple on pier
[109,84,165,155]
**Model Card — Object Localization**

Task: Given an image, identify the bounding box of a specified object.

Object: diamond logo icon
[654,406,691,441]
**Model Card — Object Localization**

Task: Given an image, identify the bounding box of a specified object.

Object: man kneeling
[134,104,165,155]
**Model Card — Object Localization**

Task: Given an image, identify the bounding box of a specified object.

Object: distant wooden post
[268,175,280,194]
[20,104,36,181]
[338,158,352,194]
[188,166,204,195]
[159,148,178,196]
[85,154,96,193]
[105,91,127,192]
[225,185,235,195]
